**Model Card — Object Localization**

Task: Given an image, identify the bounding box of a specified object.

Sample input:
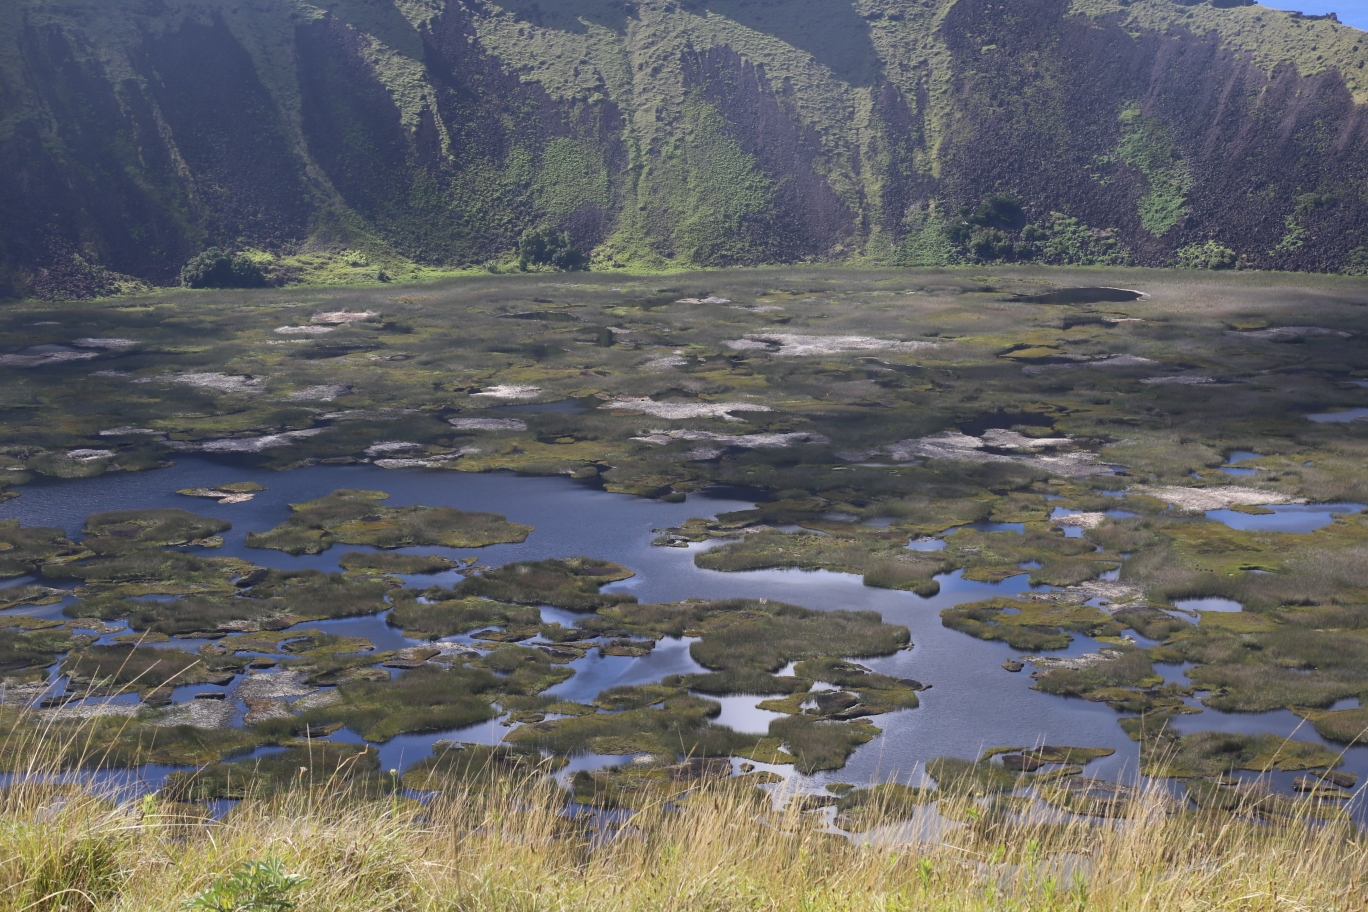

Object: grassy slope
[1072,0,1368,104]
[4,0,1367,290]
[1,768,1365,911]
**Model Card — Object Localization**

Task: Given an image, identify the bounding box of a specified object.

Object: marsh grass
[0,714,1366,912]
[244,490,531,556]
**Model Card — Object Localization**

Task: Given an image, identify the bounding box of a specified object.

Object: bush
[1176,240,1238,270]
[517,227,586,271]
[180,248,267,289]
[947,196,1036,263]
[186,858,307,912]
[1345,245,1368,276]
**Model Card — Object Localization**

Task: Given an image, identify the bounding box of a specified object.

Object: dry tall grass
[0,730,1364,912]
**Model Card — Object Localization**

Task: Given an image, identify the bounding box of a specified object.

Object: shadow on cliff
[493,0,636,34]
[325,0,426,58]
[489,0,881,85]
[702,0,882,85]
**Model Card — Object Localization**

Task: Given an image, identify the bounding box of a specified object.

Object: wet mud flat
[1,456,1365,826]
[2,267,1368,828]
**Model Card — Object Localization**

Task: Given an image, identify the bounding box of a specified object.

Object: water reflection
[1307,408,1368,423]
[1205,503,1365,533]
[1174,597,1242,614]
[3,457,1366,807]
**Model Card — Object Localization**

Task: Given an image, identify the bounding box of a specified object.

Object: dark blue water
[3,457,1364,806]
[1205,503,1365,534]
[490,399,592,414]
[1307,408,1368,423]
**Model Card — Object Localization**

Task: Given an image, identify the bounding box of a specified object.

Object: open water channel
[2,457,1365,812]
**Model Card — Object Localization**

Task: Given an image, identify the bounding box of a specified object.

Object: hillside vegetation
[1,0,1366,298]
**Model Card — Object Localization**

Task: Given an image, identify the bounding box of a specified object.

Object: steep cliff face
[1,0,1365,297]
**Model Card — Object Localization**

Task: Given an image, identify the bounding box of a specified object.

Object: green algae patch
[694,529,944,594]
[834,783,939,832]
[1036,778,1151,818]
[1027,746,1115,764]
[570,757,736,810]
[177,482,267,504]
[0,584,67,611]
[1029,648,1165,706]
[337,552,459,575]
[769,715,879,774]
[402,743,556,792]
[299,664,501,742]
[240,570,392,620]
[0,627,76,675]
[687,601,909,674]
[110,594,287,637]
[163,743,384,801]
[387,592,539,639]
[1197,611,1279,634]
[924,757,1032,796]
[1168,623,1368,713]
[61,644,219,696]
[506,687,760,760]
[1141,730,1343,779]
[0,614,65,632]
[472,645,575,694]
[1185,779,1350,823]
[455,557,635,610]
[245,489,531,554]
[0,714,264,770]
[82,509,230,554]
[1113,606,1192,642]
[941,597,1124,651]
[1291,706,1368,744]
[0,521,81,578]
[942,526,1109,587]
[776,658,921,716]
[45,552,255,598]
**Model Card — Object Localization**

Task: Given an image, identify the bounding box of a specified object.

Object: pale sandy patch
[178,488,256,504]
[979,429,1073,450]
[630,429,828,448]
[1053,512,1106,528]
[237,671,316,701]
[373,449,474,468]
[275,325,336,335]
[150,698,234,729]
[1140,375,1215,385]
[289,384,350,401]
[65,449,114,461]
[1,351,98,367]
[603,397,771,421]
[321,409,417,421]
[724,333,936,357]
[472,385,541,400]
[1232,326,1351,340]
[845,430,1107,476]
[42,698,142,721]
[641,354,689,370]
[136,372,262,393]
[194,428,324,453]
[291,689,340,711]
[1136,485,1305,511]
[365,441,424,456]
[448,417,528,431]
[1026,650,1125,672]
[311,310,378,325]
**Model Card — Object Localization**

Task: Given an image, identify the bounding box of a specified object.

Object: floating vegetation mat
[2,266,1368,832]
